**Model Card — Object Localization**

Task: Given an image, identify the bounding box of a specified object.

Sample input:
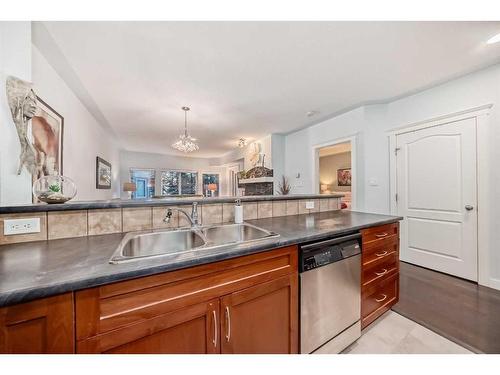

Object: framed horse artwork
[31,96,64,180]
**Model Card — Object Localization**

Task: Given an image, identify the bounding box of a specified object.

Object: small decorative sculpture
[278,175,291,195]
[6,76,39,175]
[249,142,263,168]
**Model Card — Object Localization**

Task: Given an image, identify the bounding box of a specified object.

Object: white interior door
[396,118,478,281]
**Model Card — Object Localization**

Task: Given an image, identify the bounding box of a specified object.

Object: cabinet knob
[465,205,474,211]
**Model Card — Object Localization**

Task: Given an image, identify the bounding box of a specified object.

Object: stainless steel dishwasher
[299,232,361,354]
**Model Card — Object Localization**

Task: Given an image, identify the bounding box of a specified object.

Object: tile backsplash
[0,198,341,244]
[88,208,122,235]
[48,210,88,240]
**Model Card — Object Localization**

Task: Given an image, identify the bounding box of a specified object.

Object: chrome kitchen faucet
[164,202,200,227]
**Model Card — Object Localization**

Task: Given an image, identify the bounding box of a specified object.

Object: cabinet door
[78,299,220,354]
[0,293,74,354]
[220,274,298,354]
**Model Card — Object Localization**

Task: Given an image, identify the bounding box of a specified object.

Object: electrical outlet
[305,201,315,209]
[3,218,41,235]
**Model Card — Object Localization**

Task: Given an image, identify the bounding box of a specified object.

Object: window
[202,173,220,197]
[130,169,155,199]
[161,170,198,196]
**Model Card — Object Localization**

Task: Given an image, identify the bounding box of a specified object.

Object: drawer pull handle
[375,251,388,257]
[375,294,388,303]
[225,306,231,342]
[212,309,217,347]
[375,268,388,276]
[375,232,389,238]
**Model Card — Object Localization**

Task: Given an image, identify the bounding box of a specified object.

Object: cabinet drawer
[361,273,399,329]
[362,252,398,288]
[361,223,399,245]
[76,245,298,340]
[362,236,399,264]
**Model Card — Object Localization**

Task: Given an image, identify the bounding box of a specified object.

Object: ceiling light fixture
[486,33,500,44]
[238,138,247,148]
[172,106,199,153]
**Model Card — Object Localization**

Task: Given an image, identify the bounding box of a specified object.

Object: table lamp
[123,182,137,199]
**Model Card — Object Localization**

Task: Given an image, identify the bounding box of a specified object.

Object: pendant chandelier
[172,106,199,153]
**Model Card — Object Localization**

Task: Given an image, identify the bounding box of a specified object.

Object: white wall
[32,46,121,201]
[0,22,33,205]
[213,134,273,171]
[212,134,287,194]
[271,134,285,194]
[284,63,500,288]
[286,106,366,206]
[120,150,227,198]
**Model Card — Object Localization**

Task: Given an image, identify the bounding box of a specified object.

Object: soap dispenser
[234,199,243,224]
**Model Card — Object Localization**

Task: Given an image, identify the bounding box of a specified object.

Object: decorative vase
[33,175,77,204]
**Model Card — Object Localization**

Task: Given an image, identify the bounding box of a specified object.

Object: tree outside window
[161,171,198,196]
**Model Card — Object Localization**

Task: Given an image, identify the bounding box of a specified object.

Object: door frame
[388,103,493,288]
[311,134,357,210]
[225,162,242,197]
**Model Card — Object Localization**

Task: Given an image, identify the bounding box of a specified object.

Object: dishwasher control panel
[303,246,342,271]
[299,232,362,272]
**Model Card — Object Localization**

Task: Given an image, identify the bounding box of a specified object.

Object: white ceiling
[36,21,500,158]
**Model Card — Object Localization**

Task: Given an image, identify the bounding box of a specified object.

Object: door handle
[225,306,231,342]
[212,309,217,348]
[465,205,474,211]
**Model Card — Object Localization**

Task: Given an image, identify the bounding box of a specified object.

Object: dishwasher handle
[300,232,362,251]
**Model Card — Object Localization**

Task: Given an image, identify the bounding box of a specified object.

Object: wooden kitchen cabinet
[360,222,400,329]
[76,246,298,354]
[220,273,298,354]
[0,293,74,354]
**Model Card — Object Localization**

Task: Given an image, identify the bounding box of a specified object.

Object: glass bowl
[33,175,77,204]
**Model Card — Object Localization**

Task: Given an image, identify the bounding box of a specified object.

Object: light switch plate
[3,218,41,235]
[305,201,315,209]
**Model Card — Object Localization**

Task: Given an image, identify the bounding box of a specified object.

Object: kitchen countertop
[0,210,401,307]
[0,194,344,214]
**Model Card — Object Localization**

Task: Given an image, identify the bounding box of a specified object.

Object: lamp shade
[123,182,137,192]
[207,183,218,191]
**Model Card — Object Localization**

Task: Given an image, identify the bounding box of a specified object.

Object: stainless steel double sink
[109,222,280,264]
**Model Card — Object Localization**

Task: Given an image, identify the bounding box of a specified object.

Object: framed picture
[337,168,352,186]
[96,157,112,189]
[31,96,64,179]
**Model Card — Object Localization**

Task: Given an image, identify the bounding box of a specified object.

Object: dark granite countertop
[0,194,343,214]
[0,210,401,307]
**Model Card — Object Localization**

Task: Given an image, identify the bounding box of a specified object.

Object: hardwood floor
[393,262,500,354]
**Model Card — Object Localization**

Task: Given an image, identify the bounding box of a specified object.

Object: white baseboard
[483,277,500,291]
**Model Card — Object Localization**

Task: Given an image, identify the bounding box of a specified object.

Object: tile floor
[342,311,472,354]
